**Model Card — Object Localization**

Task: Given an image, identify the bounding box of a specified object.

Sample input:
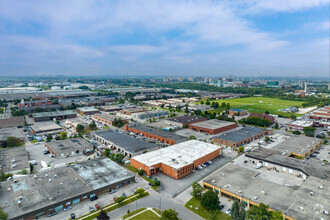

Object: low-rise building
[213,126,272,147]
[92,114,128,127]
[98,105,122,112]
[45,138,93,158]
[0,116,25,129]
[131,110,169,122]
[228,109,248,116]
[119,107,146,116]
[0,157,135,219]
[308,106,330,121]
[0,146,30,174]
[124,124,187,145]
[94,130,159,158]
[249,113,275,124]
[289,120,314,130]
[130,140,222,179]
[189,119,237,135]
[32,110,76,122]
[164,115,207,128]
[0,127,25,144]
[76,107,100,115]
[30,122,63,136]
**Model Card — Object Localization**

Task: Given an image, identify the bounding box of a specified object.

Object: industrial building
[94,130,159,157]
[130,140,222,179]
[124,124,187,145]
[131,110,169,122]
[98,105,122,112]
[249,113,275,124]
[270,136,323,159]
[288,120,314,130]
[189,119,237,135]
[0,146,30,174]
[228,109,248,116]
[45,138,93,158]
[76,107,100,115]
[0,116,25,129]
[92,114,128,126]
[0,157,135,220]
[32,110,76,122]
[119,107,146,115]
[213,126,272,147]
[0,127,25,144]
[30,121,63,136]
[308,106,330,121]
[164,115,207,127]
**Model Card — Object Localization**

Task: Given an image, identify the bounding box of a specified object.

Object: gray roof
[32,110,76,118]
[0,117,25,129]
[0,127,24,141]
[127,124,187,143]
[95,130,159,154]
[214,126,267,143]
[165,115,207,124]
[46,138,93,154]
[246,148,330,180]
[190,119,236,130]
[0,146,29,173]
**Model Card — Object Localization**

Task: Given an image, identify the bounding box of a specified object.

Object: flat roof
[203,164,329,220]
[30,121,62,133]
[0,116,25,129]
[93,114,118,121]
[0,146,29,173]
[214,126,267,143]
[98,105,122,110]
[46,138,93,153]
[190,119,236,130]
[246,148,330,180]
[127,124,187,143]
[271,136,322,156]
[32,110,76,118]
[0,127,24,141]
[72,157,134,190]
[95,130,159,154]
[165,115,206,124]
[131,140,221,169]
[77,107,99,112]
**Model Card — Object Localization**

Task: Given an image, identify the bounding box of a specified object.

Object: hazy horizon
[0,0,329,78]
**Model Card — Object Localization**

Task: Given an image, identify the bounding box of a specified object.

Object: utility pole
[159,198,161,211]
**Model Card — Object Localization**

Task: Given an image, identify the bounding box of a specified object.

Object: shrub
[138,169,145,176]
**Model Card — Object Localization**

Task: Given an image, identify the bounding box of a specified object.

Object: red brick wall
[189,123,236,135]
[125,126,176,144]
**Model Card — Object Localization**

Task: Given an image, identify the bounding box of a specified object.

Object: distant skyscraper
[298,80,304,88]
[217,78,222,87]
[304,81,307,92]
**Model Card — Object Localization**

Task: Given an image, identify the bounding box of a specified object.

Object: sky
[0,0,329,78]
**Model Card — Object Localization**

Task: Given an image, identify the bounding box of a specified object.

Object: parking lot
[309,143,330,162]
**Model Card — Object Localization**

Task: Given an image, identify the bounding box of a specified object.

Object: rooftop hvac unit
[310,192,313,196]
[254,196,258,200]
[238,190,242,193]
[261,190,265,195]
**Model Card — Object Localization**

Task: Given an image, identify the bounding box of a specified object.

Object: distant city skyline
[0,0,329,78]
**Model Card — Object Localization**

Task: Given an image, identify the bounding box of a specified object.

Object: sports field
[204,97,307,117]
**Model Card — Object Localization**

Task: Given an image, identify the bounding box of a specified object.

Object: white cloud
[108,45,166,54]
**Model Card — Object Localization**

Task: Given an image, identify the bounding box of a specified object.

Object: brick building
[92,114,128,126]
[124,124,187,145]
[130,140,222,179]
[189,119,237,135]
[213,126,272,147]
[164,115,207,127]
[228,109,248,116]
[249,113,275,124]
[76,107,100,115]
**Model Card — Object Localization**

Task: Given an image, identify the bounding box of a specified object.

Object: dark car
[95,204,101,209]
[243,160,247,164]
[71,213,76,219]
[310,154,317,157]
[90,196,98,201]
[149,182,154,186]
[122,193,127,198]
[48,211,58,217]
[314,151,320,154]
[43,150,50,155]
[218,205,224,210]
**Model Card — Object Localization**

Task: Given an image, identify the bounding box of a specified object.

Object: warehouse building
[124,124,187,145]
[45,138,93,158]
[0,146,30,174]
[98,105,122,112]
[94,130,159,157]
[131,140,222,179]
[164,115,207,127]
[249,113,275,124]
[76,107,100,115]
[92,114,128,126]
[288,120,313,130]
[0,157,135,220]
[213,126,272,147]
[0,127,25,144]
[203,164,329,220]
[131,110,169,122]
[119,107,146,115]
[30,121,63,136]
[228,109,248,116]
[270,136,322,159]
[189,119,237,135]
[32,110,76,122]
[308,106,330,121]
[0,116,25,129]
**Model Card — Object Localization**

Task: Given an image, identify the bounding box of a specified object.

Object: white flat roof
[131,140,221,169]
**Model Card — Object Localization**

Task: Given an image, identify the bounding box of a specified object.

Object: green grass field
[204,97,307,117]
[185,198,230,220]
[128,210,160,220]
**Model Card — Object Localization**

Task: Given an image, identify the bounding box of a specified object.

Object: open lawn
[203,97,307,117]
[185,198,230,220]
[128,210,160,220]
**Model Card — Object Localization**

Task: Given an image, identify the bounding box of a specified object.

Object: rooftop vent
[310,192,313,196]
[261,190,266,195]
[254,196,258,200]
[212,180,216,183]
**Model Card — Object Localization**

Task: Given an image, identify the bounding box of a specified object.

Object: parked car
[90,196,98,201]
[89,206,94,212]
[48,211,58,217]
[149,182,154,186]
[310,154,317,157]
[95,204,101,209]
[64,206,72,211]
[122,193,127,198]
[71,213,76,219]
[218,205,224,210]
[314,151,320,154]
[225,209,231,215]
[243,160,247,164]
[109,189,117,194]
[43,150,50,155]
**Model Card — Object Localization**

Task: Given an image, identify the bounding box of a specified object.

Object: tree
[21,169,28,174]
[200,101,204,104]
[138,169,145,176]
[264,136,270,142]
[205,101,210,105]
[201,190,219,211]
[188,135,197,140]
[104,148,110,157]
[290,115,296,120]
[110,153,115,161]
[76,124,85,133]
[161,208,180,220]
[221,102,226,107]
[46,134,52,142]
[271,211,283,220]
[59,132,67,140]
[6,137,22,147]
[89,121,97,130]
[231,200,245,220]
[55,135,60,140]
[185,105,189,113]
[190,182,203,199]
[274,122,279,129]
[303,127,315,137]
[115,196,125,203]
[238,146,244,153]
[246,203,271,220]
[0,206,8,220]
[115,153,124,163]
[226,103,230,109]
[264,111,269,115]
